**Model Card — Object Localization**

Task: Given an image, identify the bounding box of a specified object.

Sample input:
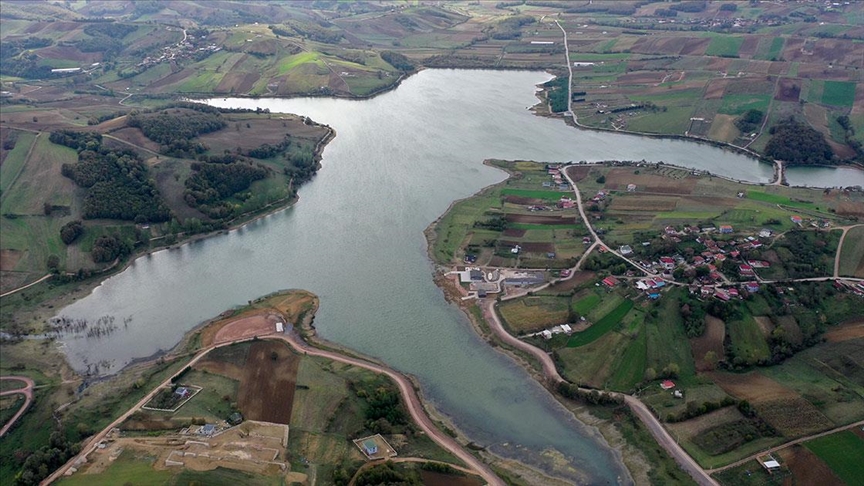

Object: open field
[499,295,570,334]
[838,226,864,278]
[804,430,864,485]
[237,341,299,425]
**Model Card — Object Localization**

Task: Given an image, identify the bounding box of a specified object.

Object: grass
[838,226,864,278]
[431,187,502,264]
[166,370,238,422]
[821,81,856,108]
[0,131,36,196]
[57,450,173,486]
[499,295,571,334]
[728,313,771,365]
[705,36,744,57]
[567,299,633,347]
[572,292,601,315]
[745,190,815,209]
[646,290,697,385]
[718,94,771,116]
[755,37,785,61]
[608,320,648,391]
[500,188,571,201]
[804,430,864,485]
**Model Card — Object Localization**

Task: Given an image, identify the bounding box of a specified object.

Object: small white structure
[540,330,553,340]
[531,41,554,45]
[51,67,82,74]
[275,322,284,333]
[560,324,572,333]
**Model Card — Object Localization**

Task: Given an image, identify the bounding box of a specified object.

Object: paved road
[44,332,503,486]
[0,376,35,437]
[482,300,718,486]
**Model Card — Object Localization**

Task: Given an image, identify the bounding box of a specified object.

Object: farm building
[602,276,619,287]
[790,215,803,225]
[227,412,243,426]
[175,387,191,398]
[660,380,676,390]
[275,322,284,333]
[619,245,633,255]
[719,225,733,234]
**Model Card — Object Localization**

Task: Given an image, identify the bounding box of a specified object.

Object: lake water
[56,69,864,484]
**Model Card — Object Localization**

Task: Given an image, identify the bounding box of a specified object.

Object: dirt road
[0,376,35,437]
[43,332,503,486]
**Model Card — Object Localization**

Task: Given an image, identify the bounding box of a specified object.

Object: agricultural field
[436,159,864,477]
[804,430,864,486]
[838,226,864,278]
[59,291,463,486]
[430,160,589,269]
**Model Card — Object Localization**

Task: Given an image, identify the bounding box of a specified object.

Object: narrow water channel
[57,69,864,484]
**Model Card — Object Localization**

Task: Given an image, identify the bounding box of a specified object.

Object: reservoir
[57,69,864,483]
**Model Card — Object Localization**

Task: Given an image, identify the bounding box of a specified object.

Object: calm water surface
[57,70,864,484]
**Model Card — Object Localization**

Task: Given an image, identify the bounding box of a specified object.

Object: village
[432,157,864,485]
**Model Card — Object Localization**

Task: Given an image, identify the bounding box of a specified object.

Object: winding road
[43,330,503,486]
[0,376,35,437]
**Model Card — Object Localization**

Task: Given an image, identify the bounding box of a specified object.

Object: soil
[502,228,526,237]
[775,78,801,102]
[504,214,578,225]
[565,166,590,182]
[546,271,596,293]
[211,312,280,345]
[236,340,299,425]
[0,249,23,272]
[709,371,798,403]
[823,319,864,343]
[778,444,842,486]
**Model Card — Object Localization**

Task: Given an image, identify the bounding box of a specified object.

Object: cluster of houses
[543,164,571,192]
[137,34,220,69]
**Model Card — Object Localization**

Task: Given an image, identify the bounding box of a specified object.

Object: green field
[572,292,601,315]
[567,299,633,347]
[500,188,572,201]
[745,190,816,209]
[0,131,36,196]
[821,81,856,108]
[728,314,771,365]
[718,94,772,116]
[755,37,785,61]
[705,36,744,57]
[608,321,648,391]
[804,430,864,485]
[431,187,502,263]
[838,226,864,278]
[645,290,697,384]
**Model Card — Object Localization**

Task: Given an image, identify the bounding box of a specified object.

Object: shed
[660,380,675,390]
[363,439,378,455]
